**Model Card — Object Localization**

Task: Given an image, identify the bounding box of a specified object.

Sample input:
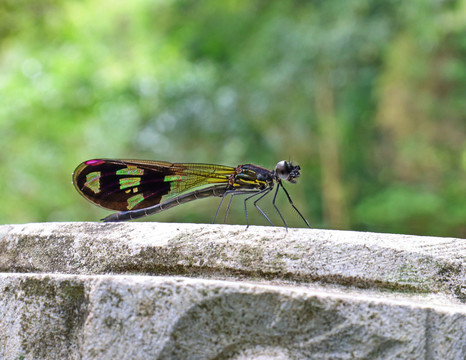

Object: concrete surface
[0,222,464,359]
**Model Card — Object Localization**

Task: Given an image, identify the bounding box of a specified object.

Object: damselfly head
[275,160,301,183]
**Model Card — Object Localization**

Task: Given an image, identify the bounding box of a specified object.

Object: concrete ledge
[0,222,464,300]
[1,273,465,359]
[0,222,465,359]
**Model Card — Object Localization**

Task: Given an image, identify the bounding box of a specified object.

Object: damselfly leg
[273,181,311,228]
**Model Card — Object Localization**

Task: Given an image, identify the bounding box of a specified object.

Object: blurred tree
[360,0,466,236]
[0,0,464,237]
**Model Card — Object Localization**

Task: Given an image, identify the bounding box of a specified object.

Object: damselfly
[72,159,310,228]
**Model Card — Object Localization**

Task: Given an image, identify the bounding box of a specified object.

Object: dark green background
[1,0,465,237]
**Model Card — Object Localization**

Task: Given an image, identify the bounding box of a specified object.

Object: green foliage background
[1,0,465,237]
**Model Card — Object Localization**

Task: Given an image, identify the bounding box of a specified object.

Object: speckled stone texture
[0,222,465,359]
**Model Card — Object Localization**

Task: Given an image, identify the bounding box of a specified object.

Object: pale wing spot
[127,193,145,210]
[116,166,144,176]
[84,172,101,194]
[119,177,141,190]
[163,175,185,182]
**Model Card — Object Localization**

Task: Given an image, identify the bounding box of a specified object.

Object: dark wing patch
[72,159,234,211]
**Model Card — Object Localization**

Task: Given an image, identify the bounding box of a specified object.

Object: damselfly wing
[72,159,310,228]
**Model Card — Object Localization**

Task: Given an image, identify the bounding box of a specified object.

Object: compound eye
[275,160,290,181]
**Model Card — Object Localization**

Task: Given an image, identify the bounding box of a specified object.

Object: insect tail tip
[101,215,114,222]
